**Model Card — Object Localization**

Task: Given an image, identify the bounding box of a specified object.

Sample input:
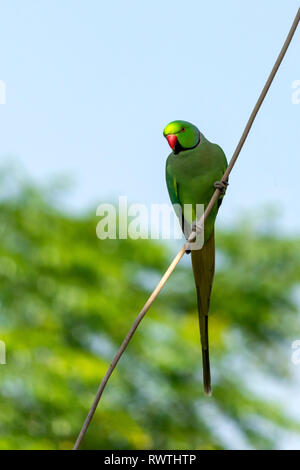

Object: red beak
[166,134,178,150]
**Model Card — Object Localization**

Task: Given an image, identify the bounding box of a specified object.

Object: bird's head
[163,120,200,154]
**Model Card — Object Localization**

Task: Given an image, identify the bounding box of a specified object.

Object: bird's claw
[214,180,229,195]
[185,223,203,254]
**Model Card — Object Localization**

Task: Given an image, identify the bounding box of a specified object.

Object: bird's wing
[166,162,191,236]
[166,162,182,220]
[166,162,181,207]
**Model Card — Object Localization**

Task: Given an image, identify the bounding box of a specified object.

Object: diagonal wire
[73,8,300,450]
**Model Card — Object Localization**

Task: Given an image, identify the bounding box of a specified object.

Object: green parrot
[164,120,228,395]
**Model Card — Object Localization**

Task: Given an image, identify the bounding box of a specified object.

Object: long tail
[191,229,215,396]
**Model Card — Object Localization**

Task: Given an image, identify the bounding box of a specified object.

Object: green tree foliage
[0,169,300,449]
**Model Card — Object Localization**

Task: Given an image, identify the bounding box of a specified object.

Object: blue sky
[0,1,299,232]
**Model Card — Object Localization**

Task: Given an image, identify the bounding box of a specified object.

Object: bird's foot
[191,221,204,234]
[185,223,203,254]
[214,180,229,195]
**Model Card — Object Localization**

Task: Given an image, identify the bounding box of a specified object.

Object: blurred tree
[0,167,300,450]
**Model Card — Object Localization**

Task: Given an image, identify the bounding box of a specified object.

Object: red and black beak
[165,134,182,154]
[166,134,178,150]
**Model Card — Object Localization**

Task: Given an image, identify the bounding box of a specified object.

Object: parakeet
[164,120,228,395]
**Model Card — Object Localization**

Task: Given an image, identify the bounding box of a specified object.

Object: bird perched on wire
[164,120,228,395]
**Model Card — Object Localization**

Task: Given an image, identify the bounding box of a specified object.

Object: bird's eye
[181,127,185,132]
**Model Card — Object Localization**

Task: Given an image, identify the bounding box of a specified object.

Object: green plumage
[164,120,228,395]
